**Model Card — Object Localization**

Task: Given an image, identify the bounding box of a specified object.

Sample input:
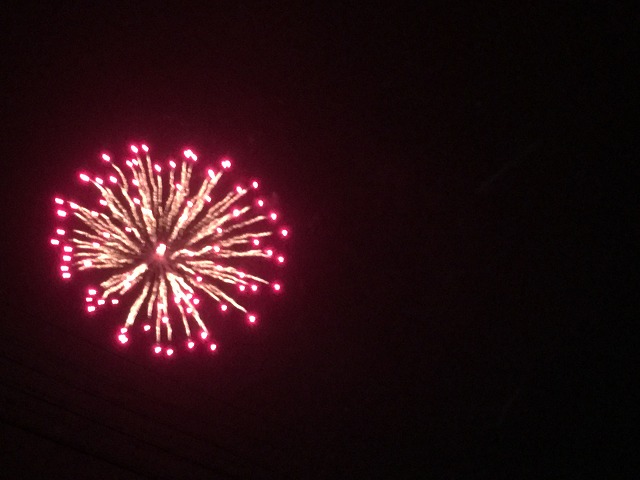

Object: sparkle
[51,144,287,355]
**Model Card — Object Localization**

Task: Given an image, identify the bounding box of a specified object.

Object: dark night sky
[0,2,636,478]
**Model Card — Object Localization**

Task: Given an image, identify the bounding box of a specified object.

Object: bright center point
[155,243,167,256]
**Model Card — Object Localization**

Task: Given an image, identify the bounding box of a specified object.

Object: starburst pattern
[50,144,288,356]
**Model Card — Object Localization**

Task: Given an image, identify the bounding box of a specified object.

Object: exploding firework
[50,144,288,356]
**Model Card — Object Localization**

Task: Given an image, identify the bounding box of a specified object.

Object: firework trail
[51,144,288,356]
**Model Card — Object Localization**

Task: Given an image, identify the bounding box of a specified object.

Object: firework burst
[50,144,288,356]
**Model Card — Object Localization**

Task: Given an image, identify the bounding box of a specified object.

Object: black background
[1,2,636,478]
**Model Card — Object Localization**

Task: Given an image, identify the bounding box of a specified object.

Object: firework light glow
[51,144,287,356]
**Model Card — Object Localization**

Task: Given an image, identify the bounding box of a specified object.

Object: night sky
[1,3,635,478]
